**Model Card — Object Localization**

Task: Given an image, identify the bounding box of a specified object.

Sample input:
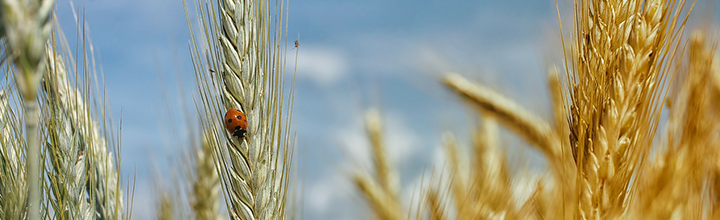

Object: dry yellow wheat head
[564,0,693,218]
[353,109,404,220]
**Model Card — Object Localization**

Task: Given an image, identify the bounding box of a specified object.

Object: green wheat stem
[0,0,54,218]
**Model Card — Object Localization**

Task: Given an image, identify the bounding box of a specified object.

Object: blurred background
[51,0,720,219]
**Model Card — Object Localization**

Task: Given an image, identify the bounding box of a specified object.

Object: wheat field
[1,0,719,219]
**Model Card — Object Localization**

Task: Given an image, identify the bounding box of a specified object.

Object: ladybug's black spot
[235,126,241,131]
[236,115,242,120]
[227,119,233,123]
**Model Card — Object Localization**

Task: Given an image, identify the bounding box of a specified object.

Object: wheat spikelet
[186,0,293,218]
[0,0,55,217]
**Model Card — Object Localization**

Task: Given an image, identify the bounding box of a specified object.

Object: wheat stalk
[0,0,55,217]
[185,0,294,218]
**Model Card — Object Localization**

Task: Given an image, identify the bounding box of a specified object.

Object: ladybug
[224,108,247,138]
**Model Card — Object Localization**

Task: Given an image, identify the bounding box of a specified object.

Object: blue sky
[49,0,720,219]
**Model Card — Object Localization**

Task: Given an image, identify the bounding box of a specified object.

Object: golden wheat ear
[443,73,559,161]
[561,0,694,218]
[353,109,405,220]
[628,30,720,219]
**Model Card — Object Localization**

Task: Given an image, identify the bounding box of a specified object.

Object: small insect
[224,108,248,139]
[294,39,299,48]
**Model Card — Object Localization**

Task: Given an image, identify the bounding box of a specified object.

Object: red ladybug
[224,108,247,138]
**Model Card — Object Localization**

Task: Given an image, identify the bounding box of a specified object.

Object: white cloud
[306,171,354,214]
[292,46,348,86]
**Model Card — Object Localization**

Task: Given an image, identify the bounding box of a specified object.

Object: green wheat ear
[185,0,295,219]
[41,16,126,219]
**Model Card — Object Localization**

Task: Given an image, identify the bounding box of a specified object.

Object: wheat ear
[47,18,125,219]
[443,73,560,160]
[353,109,404,220]
[564,0,693,218]
[192,133,221,220]
[42,45,92,219]
[0,0,55,217]
[186,0,293,218]
[630,31,718,219]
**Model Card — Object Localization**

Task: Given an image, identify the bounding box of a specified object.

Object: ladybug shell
[224,108,247,137]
